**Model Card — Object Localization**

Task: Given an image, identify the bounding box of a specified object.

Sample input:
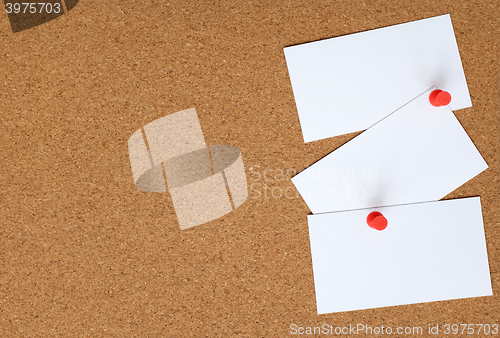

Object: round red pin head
[366,211,388,231]
[429,89,452,107]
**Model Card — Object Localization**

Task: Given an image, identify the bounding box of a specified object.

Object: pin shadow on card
[284,14,470,142]
[308,197,492,314]
[291,87,487,214]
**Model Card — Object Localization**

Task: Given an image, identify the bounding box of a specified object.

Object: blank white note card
[308,197,492,314]
[291,87,487,214]
[284,14,471,142]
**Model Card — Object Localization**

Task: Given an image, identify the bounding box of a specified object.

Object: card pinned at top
[308,197,492,314]
[291,87,487,214]
[284,14,471,142]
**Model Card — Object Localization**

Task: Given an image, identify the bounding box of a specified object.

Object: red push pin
[429,89,452,107]
[366,211,388,231]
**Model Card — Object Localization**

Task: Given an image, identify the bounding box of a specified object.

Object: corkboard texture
[0,0,499,336]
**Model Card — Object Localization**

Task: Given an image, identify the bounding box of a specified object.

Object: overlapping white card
[308,197,492,314]
[284,14,471,142]
[292,87,487,214]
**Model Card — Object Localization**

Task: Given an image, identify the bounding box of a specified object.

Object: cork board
[0,0,498,336]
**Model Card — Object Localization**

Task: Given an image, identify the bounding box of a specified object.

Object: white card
[291,87,487,214]
[308,197,492,314]
[284,14,471,142]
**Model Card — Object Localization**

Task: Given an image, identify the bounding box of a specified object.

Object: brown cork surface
[0,0,498,336]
